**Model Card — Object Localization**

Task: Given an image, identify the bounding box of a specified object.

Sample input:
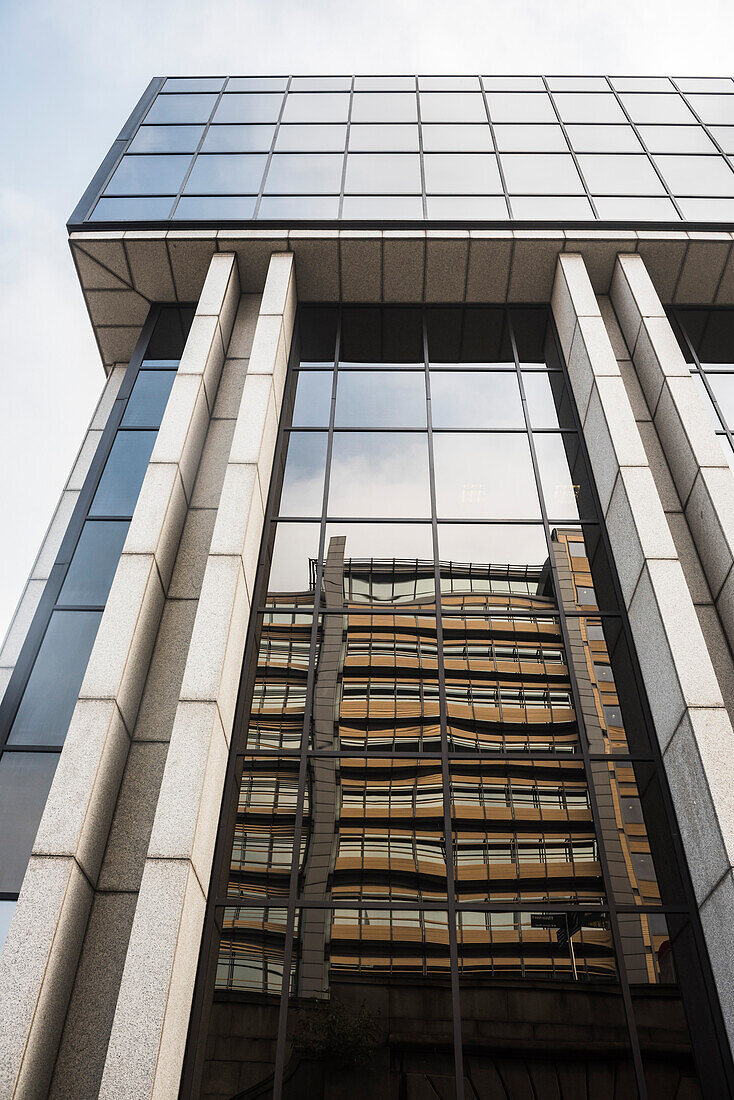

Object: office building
[2,74,734,1099]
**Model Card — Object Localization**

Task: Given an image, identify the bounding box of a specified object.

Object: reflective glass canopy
[73,75,734,226]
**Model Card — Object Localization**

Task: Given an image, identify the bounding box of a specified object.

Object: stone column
[552,252,734,1053]
[98,252,295,1100]
[0,253,240,1099]
[610,253,734,650]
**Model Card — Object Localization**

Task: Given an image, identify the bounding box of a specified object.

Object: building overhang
[69,225,734,372]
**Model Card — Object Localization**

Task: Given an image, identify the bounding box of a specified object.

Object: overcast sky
[1,0,733,641]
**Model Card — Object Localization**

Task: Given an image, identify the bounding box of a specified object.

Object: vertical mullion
[338,77,354,219]
[253,77,293,220]
[479,78,512,221]
[272,311,339,1100]
[423,312,465,1099]
[169,79,230,219]
[508,310,649,1100]
[673,309,734,455]
[540,76,601,219]
[603,76,686,220]
[416,78,429,219]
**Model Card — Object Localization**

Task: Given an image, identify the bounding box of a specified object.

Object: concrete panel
[340,234,382,302]
[177,314,225,413]
[125,463,188,593]
[227,294,262,359]
[383,233,425,302]
[124,237,176,302]
[425,234,468,302]
[212,357,248,421]
[132,598,198,744]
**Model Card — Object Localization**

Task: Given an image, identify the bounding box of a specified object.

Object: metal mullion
[423,311,465,1098]
[272,313,338,1100]
[668,79,734,170]
[253,77,293,220]
[337,77,354,218]
[509,311,648,1097]
[169,79,230,219]
[672,309,734,455]
[603,76,686,220]
[480,78,513,218]
[540,76,601,219]
[415,77,429,219]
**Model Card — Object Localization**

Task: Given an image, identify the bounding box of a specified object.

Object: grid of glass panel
[187,306,732,1100]
[670,309,734,477]
[80,75,734,225]
[0,307,192,932]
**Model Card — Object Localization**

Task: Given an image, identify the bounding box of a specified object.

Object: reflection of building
[210,541,685,1096]
[3,74,734,1100]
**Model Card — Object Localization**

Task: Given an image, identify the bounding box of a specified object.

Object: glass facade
[75,75,734,226]
[191,306,730,1099]
[0,306,192,913]
[671,308,734,477]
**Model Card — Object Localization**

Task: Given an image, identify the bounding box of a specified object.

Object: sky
[1,0,733,642]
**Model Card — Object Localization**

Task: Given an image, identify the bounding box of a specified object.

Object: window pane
[340,307,423,361]
[323,523,434,595]
[184,154,267,194]
[292,371,333,427]
[501,154,584,194]
[268,522,320,593]
[426,196,508,218]
[278,433,327,516]
[354,77,416,92]
[483,76,546,91]
[163,77,224,93]
[290,76,351,92]
[175,196,257,219]
[335,372,426,427]
[577,154,665,195]
[706,374,734,425]
[534,434,583,518]
[228,77,288,92]
[264,153,343,194]
[510,196,594,218]
[128,126,204,153]
[430,372,524,427]
[282,93,350,123]
[58,521,130,607]
[419,76,480,91]
[0,901,15,952]
[202,125,275,152]
[565,124,642,152]
[438,522,547,566]
[656,155,734,196]
[344,154,422,194]
[486,93,556,123]
[258,195,339,218]
[419,92,487,122]
[523,372,565,427]
[710,126,734,154]
[328,433,431,517]
[91,197,174,221]
[104,155,192,196]
[0,753,59,891]
[121,369,177,427]
[433,434,541,518]
[423,153,502,194]
[89,430,157,517]
[145,93,217,124]
[687,94,734,125]
[341,195,424,218]
[638,125,717,154]
[8,611,103,745]
[553,93,627,123]
[618,93,696,123]
[275,124,347,151]
[493,124,568,152]
[350,93,417,123]
[348,124,419,151]
[422,124,493,152]
[213,93,284,123]
[594,196,679,220]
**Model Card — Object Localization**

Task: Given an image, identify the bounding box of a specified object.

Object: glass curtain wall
[192,306,731,1100]
[0,306,193,940]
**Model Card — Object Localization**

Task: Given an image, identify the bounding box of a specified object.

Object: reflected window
[433,434,541,518]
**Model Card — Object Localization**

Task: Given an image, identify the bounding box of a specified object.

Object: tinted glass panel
[292,371,333,427]
[433,434,541,518]
[430,371,524,427]
[121,369,177,427]
[335,372,426,427]
[128,126,204,153]
[89,430,157,517]
[328,433,431,517]
[104,155,192,196]
[264,153,344,193]
[184,154,266,194]
[145,93,217,124]
[9,611,102,745]
[279,433,328,516]
[214,93,284,123]
[0,753,59,891]
[202,125,275,152]
[58,521,130,607]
